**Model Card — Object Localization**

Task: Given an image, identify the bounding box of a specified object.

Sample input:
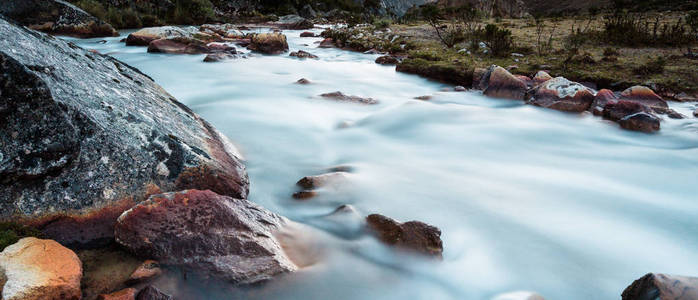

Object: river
[65,27,698,300]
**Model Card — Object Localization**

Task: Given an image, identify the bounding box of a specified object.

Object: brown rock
[300,31,316,37]
[247,33,289,54]
[296,78,312,84]
[591,89,618,115]
[515,75,533,89]
[532,70,553,86]
[619,86,668,109]
[375,55,399,65]
[78,246,142,300]
[318,38,335,48]
[0,237,82,300]
[147,37,210,54]
[603,101,652,122]
[619,112,661,133]
[483,66,528,100]
[98,288,137,300]
[366,214,443,258]
[319,92,379,105]
[292,190,318,200]
[527,77,595,112]
[127,260,162,285]
[114,190,297,284]
[136,286,172,300]
[472,68,488,90]
[603,101,660,132]
[414,95,432,100]
[297,172,349,189]
[126,26,190,46]
[203,52,238,62]
[622,273,698,300]
[290,50,319,59]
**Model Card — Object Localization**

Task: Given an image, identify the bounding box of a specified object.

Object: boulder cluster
[473,65,682,133]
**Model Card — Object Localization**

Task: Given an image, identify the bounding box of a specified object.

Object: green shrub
[105,7,123,28]
[602,12,696,47]
[481,24,513,57]
[170,0,214,24]
[121,9,142,29]
[633,56,667,75]
[140,14,163,27]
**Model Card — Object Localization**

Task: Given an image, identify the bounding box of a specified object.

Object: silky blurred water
[65,27,698,300]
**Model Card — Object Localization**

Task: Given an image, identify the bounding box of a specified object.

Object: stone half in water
[365,214,443,259]
[319,91,379,105]
[114,190,298,285]
[526,77,595,113]
[621,273,698,300]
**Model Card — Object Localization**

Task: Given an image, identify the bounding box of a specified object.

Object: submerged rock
[290,50,319,59]
[319,92,379,105]
[0,0,117,38]
[203,52,239,62]
[366,214,443,258]
[247,33,289,54]
[0,17,248,248]
[297,172,349,189]
[481,66,527,100]
[318,38,336,48]
[126,26,191,46]
[300,31,316,37]
[375,55,400,65]
[527,77,595,112]
[137,286,172,300]
[619,86,668,109]
[0,237,82,300]
[98,288,137,300]
[296,78,312,84]
[114,190,297,284]
[271,15,314,30]
[621,273,698,300]
[127,260,162,285]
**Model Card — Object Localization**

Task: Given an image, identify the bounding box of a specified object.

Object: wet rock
[114,190,297,284]
[247,33,289,54]
[619,86,668,109]
[136,286,172,300]
[694,108,698,117]
[296,78,312,84]
[621,273,698,300]
[127,260,162,285]
[300,31,316,37]
[203,52,238,62]
[290,50,319,59]
[603,101,660,133]
[296,172,349,189]
[492,291,546,300]
[292,190,318,200]
[98,288,137,300]
[482,66,528,100]
[527,77,595,112]
[532,71,552,86]
[271,15,314,30]
[0,0,117,38]
[319,92,379,105]
[0,17,248,248]
[365,214,443,258]
[147,37,210,54]
[126,26,191,46]
[318,38,336,48]
[375,55,399,65]
[77,246,142,299]
[454,86,467,92]
[515,75,533,89]
[591,89,618,115]
[652,107,685,119]
[472,67,488,90]
[415,95,432,100]
[0,237,82,300]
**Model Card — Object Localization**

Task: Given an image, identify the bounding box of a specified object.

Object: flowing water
[65,27,698,300]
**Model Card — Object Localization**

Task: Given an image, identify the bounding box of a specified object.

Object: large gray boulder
[115,190,297,284]
[0,17,249,248]
[0,0,117,37]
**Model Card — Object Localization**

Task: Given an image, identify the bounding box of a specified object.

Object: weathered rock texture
[621,273,698,300]
[0,237,82,300]
[247,33,289,54]
[603,101,660,133]
[0,17,248,248]
[137,286,172,300]
[125,26,191,46]
[527,77,595,112]
[0,0,117,37]
[289,50,319,59]
[619,86,668,109]
[97,288,137,300]
[114,190,297,284]
[319,91,379,104]
[366,214,443,258]
[481,66,527,100]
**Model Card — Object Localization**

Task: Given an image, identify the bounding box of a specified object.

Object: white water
[66,28,698,300]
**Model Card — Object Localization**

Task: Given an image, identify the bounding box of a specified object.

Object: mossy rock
[396,58,474,87]
[0,222,41,251]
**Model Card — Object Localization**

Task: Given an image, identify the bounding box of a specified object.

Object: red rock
[375,55,399,65]
[318,38,335,48]
[532,70,552,86]
[482,66,528,100]
[0,238,82,300]
[527,77,595,112]
[591,89,618,115]
[619,86,668,108]
[300,31,316,37]
[622,273,698,300]
[98,288,137,300]
[319,92,379,105]
[603,100,652,122]
[603,101,660,132]
[114,190,297,284]
[515,75,533,89]
[366,214,443,258]
[619,112,660,133]
[127,260,162,284]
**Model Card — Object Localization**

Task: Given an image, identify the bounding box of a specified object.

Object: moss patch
[0,222,42,252]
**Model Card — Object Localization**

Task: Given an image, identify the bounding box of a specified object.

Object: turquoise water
[66,27,698,300]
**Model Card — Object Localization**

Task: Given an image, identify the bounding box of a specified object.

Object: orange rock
[483,66,528,100]
[127,260,162,284]
[98,288,137,300]
[532,71,553,86]
[619,86,667,108]
[0,237,82,300]
[591,89,618,115]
